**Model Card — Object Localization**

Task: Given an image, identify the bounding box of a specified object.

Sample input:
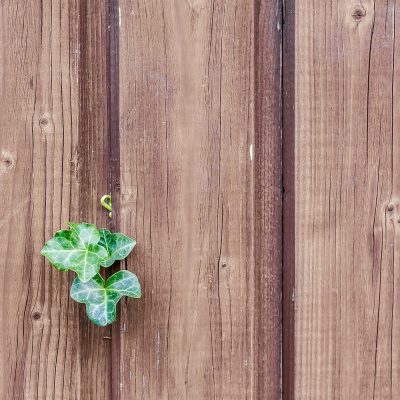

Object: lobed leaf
[41,223,108,282]
[86,298,117,326]
[67,223,100,245]
[98,229,136,268]
[70,271,141,326]
[42,222,140,326]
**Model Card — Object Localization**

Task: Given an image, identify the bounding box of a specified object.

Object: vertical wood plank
[118,0,282,398]
[282,0,295,398]
[254,0,282,398]
[0,0,81,398]
[294,0,400,398]
[77,1,113,399]
[0,1,112,399]
[105,1,123,399]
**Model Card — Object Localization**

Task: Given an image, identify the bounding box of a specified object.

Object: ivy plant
[71,271,141,326]
[41,222,141,326]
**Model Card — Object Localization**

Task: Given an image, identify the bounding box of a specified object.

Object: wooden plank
[0,1,112,398]
[282,0,295,398]
[118,1,282,398]
[294,1,400,398]
[0,0,81,398]
[105,0,122,399]
[254,0,282,398]
[77,1,113,399]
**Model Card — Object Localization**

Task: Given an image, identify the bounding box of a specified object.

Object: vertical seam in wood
[107,0,121,399]
[107,0,121,231]
[282,0,295,398]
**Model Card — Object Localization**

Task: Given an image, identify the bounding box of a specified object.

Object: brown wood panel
[254,0,282,398]
[294,0,400,398]
[0,1,112,399]
[0,0,283,398]
[118,0,281,399]
[282,0,295,398]
[0,0,81,398]
[78,1,113,399]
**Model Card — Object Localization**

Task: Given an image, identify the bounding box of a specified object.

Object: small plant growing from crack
[41,222,141,326]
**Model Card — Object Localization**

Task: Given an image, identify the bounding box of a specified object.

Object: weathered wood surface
[0,0,282,399]
[255,0,282,398]
[0,0,111,399]
[282,0,295,399]
[78,1,113,399]
[4,0,400,398]
[6,0,400,398]
[294,1,400,398]
[117,0,281,399]
[0,1,81,398]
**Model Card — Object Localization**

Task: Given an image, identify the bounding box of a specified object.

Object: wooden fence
[0,0,398,399]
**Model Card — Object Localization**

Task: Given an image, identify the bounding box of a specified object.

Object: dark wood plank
[105,1,122,399]
[294,0,400,397]
[282,0,295,398]
[117,1,282,398]
[254,0,282,398]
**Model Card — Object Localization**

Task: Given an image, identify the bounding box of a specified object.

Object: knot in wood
[0,150,15,171]
[351,6,366,21]
[32,311,42,321]
[38,113,54,137]
[2,157,12,168]
[39,117,49,126]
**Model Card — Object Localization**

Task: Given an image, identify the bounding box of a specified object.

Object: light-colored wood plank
[295,1,400,398]
[118,1,281,398]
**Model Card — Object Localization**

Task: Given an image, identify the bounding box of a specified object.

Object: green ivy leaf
[98,229,136,268]
[40,223,108,283]
[70,271,141,326]
[68,223,100,245]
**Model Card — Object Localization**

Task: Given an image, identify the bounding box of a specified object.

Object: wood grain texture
[78,1,113,399]
[0,0,283,398]
[118,0,282,399]
[282,0,295,398]
[254,0,282,398]
[0,1,112,399]
[0,0,81,398]
[295,0,400,398]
